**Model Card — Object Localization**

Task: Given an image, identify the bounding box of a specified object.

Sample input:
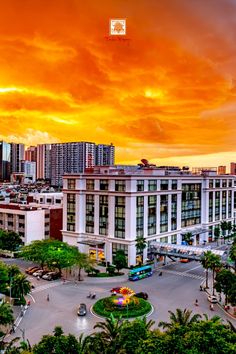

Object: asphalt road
[2,256,235,345]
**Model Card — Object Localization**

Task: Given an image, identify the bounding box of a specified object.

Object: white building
[62,166,235,266]
[30,192,63,206]
[0,203,62,244]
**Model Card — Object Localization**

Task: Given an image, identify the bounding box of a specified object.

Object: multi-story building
[0,141,11,181]
[96,144,115,166]
[25,146,37,163]
[10,143,25,173]
[230,162,236,175]
[21,160,36,182]
[62,165,235,266]
[30,192,63,206]
[36,144,51,180]
[51,142,113,186]
[218,166,226,175]
[0,202,62,244]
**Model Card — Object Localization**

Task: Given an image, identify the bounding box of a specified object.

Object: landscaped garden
[92,287,152,318]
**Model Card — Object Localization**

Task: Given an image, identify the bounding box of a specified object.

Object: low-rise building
[0,203,62,244]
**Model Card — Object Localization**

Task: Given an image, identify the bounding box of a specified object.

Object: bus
[128,265,153,281]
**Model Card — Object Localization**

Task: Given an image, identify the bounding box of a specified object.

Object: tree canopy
[0,230,23,252]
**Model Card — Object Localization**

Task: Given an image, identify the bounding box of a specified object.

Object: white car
[207,295,218,303]
[32,269,44,277]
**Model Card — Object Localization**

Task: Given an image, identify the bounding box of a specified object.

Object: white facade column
[94,195,99,235]
[128,243,136,266]
[125,196,136,240]
[108,196,115,238]
[213,191,215,222]
[144,195,148,237]
[168,194,172,232]
[76,193,85,233]
[220,191,223,220]
[177,193,182,233]
[63,193,67,231]
[156,195,160,235]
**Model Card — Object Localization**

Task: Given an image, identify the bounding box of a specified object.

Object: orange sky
[0,0,236,168]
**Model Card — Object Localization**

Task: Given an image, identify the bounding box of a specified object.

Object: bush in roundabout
[92,295,152,318]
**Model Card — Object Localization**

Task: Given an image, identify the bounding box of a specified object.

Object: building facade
[95,144,115,166]
[230,162,236,175]
[10,143,25,173]
[0,141,11,181]
[25,146,37,163]
[36,144,51,180]
[218,166,227,175]
[62,166,235,266]
[0,203,62,244]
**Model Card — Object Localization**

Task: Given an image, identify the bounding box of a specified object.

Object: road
[2,256,235,345]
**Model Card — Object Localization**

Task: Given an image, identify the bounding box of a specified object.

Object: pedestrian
[47,294,49,301]
[27,300,31,306]
[37,275,40,281]
[210,304,214,311]
[195,299,199,306]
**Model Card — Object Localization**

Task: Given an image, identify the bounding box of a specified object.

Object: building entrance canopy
[180,227,209,236]
[77,240,105,247]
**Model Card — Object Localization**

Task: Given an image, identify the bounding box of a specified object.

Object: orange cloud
[0,0,235,168]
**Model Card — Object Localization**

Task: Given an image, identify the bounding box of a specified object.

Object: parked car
[77,303,87,316]
[33,269,49,277]
[180,259,189,263]
[27,267,40,275]
[25,266,37,274]
[42,272,61,281]
[207,295,218,303]
[227,240,233,245]
[110,287,121,295]
[135,292,148,300]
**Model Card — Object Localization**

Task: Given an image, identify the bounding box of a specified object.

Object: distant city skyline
[0,1,235,168]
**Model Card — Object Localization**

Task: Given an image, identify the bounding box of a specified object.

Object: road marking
[161,269,204,280]
[184,265,201,273]
[28,293,35,303]
[32,281,63,294]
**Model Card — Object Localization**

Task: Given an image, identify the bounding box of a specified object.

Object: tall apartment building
[36,144,51,180]
[25,146,37,162]
[62,166,235,266]
[218,166,226,175]
[0,141,11,181]
[10,143,25,173]
[50,142,114,186]
[230,162,236,175]
[21,160,36,182]
[96,143,115,166]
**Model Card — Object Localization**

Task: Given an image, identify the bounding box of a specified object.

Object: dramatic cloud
[0,0,235,168]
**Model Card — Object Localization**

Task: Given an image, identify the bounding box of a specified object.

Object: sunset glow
[0,0,235,168]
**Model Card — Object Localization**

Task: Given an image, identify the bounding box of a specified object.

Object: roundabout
[92,286,153,318]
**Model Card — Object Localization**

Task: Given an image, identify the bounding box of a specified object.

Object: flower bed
[92,296,152,318]
[88,272,124,277]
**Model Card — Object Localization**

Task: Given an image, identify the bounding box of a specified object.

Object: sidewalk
[201,272,236,320]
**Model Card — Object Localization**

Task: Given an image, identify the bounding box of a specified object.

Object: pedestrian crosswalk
[161,269,205,280]
[31,280,63,294]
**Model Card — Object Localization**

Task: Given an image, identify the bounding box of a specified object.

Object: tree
[73,251,94,281]
[0,230,23,251]
[214,269,236,305]
[0,302,14,340]
[21,240,50,268]
[229,241,236,270]
[220,220,228,243]
[214,226,221,246]
[135,236,147,263]
[228,221,232,237]
[33,326,81,354]
[10,274,31,303]
[182,232,193,245]
[113,250,127,273]
[158,308,201,330]
[228,282,236,306]
[0,261,9,294]
[200,250,213,289]
[208,253,222,295]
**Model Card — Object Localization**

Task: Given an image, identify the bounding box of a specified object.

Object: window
[209,180,214,188]
[115,180,126,192]
[148,180,157,191]
[100,180,109,190]
[215,179,220,188]
[222,179,227,188]
[171,180,178,190]
[215,191,220,221]
[160,236,168,243]
[86,179,94,190]
[86,195,94,233]
[181,184,201,227]
[137,180,144,191]
[67,193,75,231]
[136,196,144,237]
[229,179,232,188]
[171,234,177,244]
[160,180,168,190]
[209,192,213,222]
[68,179,75,190]
[115,196,125,238]
[148,195,156,235]
[99,195,108,235]
[171,194,177,230]
[160,195,168,233]
[112,243,128,258]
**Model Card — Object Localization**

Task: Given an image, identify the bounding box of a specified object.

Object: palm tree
[158,308,201,330]
[220,220,228,243]
[214,227,221,246]
[135,236,147,263]
[229,241,236,271]
[208,254,222,295]
[200,251,213,289]
[74,251,95,281]
[11,274,31,303]
[183,232,193,245]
